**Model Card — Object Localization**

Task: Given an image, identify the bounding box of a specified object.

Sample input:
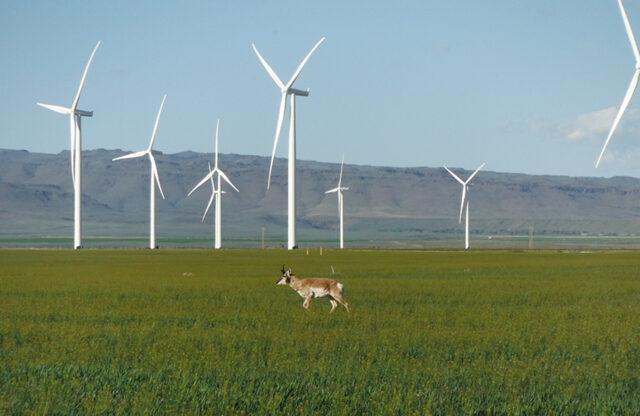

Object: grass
[1,249,640,414]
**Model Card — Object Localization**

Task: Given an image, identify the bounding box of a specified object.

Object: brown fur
[276,268,350,312]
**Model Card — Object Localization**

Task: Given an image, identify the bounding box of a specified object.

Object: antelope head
[276,265,293,285]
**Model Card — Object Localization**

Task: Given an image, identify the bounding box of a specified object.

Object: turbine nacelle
[75,109,94,117]
[36,103,93,117]
[288,88,310,97]
[325,186,349,194]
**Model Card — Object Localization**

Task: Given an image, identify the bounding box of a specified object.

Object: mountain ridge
[2,148,640,247]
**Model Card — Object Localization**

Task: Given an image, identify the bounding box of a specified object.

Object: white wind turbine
[37,41,100,249]
[443,163,485,250]
[325,156,349,249]
[112,94,167,250]
[252,37,325,250]
[597,0,640,168]
[188,120,239,249]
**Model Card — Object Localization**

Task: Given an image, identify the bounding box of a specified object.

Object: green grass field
[1,249,640,415]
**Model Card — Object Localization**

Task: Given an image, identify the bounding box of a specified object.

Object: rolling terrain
[2,148,640,247]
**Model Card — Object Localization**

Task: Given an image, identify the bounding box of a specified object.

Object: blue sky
[2,0,640,178]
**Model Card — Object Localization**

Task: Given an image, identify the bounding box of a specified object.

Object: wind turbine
[252,37,325,250]
[325,156,349,249]
[37,41,100,249]
[443,163,485,250]
[188,120,239,249]
[596,0,640,168]
[112,94,167,250]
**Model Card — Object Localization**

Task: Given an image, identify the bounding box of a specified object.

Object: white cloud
[515,107,640,143]
[565,107,617,141]
[502,106,640,152]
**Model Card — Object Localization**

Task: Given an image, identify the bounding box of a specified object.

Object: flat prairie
[1,249,639,414]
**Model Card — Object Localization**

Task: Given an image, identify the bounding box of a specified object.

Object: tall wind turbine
[252,37,325,250]
[443,163,485,250]
[112,94,167,250]
[188,120,239,249]
[325,156,349,249]
[37,41,100,249]
[596,0,640,167]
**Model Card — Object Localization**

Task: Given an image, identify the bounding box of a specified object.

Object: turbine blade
[267,92,288,188]
[37,103,71,114]
[326,187,339,194]
[71,41,100,112]
[619,0,640,64]
[596,69,640,167]
[459,187,467,224]
[338,155,344,188]
[148,94,167,151]
[149,153,165,199]
[202,192,216,222]
[217,169,239,193]
[286,37,325,89]
[208,163,217,194]
[444,166,465,185]
[189,170,216,196]
[112,149,148,161]
[466,162,486,183]
[252,43,285,89]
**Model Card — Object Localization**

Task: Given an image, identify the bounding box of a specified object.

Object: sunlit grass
[1,249,639,414]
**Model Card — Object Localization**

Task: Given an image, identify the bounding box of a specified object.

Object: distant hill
[2,148,640,247]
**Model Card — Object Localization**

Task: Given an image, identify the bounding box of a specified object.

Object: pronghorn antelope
[276,266,350,313]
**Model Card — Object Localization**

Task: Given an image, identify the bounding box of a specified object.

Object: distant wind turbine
[112,94,167,249]
[325,156,349,249]
[188,120,239,249]
[252,37,325,250]
[443,163,485,250]
[596,0,640,167]
[37,41,100,249]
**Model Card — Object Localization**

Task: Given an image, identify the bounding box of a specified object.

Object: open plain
[1,249,639,414]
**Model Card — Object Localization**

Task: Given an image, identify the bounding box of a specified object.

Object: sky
[3,0,640,178]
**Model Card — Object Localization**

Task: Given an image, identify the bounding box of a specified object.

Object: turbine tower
[188,120,239,249]
[325,156,349,249]
[252,37,325,250]
[112,94,167,249]
[443,163,485,250]
[596,0,640,167]
[37,41,100,249]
